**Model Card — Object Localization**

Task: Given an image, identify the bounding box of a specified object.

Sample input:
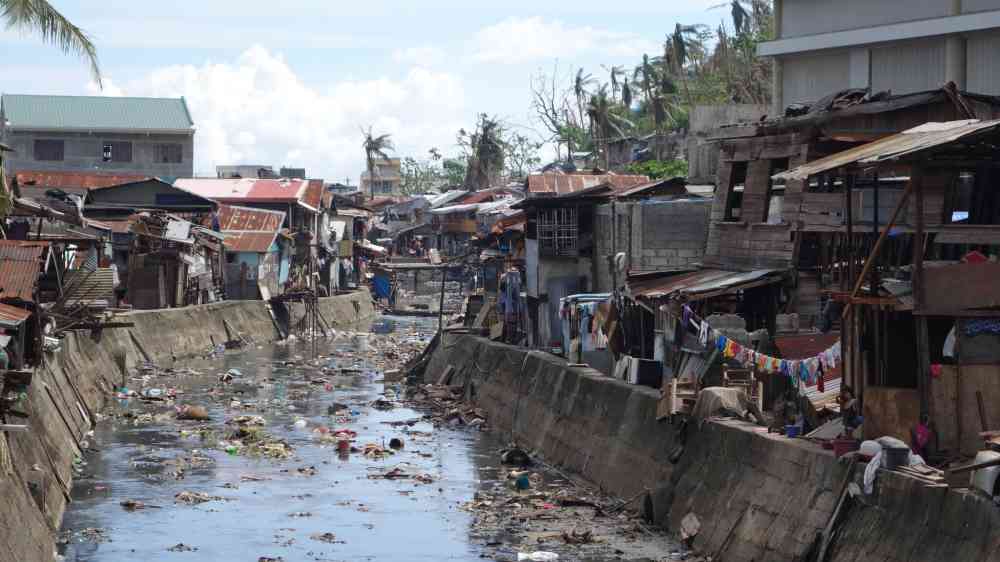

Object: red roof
[301,179,324,210]
[0,241,49,302]
[216,205,285,253]
[774,333,842,380]
[0,302,31,326]
[16,170,148,193]
[527,172,649,196]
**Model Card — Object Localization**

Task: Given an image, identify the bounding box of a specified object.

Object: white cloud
[90,46,467,180]
[471,17,659,64]
[392,46,447,67]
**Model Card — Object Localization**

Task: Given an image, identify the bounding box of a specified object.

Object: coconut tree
[586,85,633,169]
[573,67,595,128]
[2,0,101,86]
[361,126,394,198]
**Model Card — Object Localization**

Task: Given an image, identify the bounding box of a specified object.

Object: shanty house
[517,172,648,350]
[214,205,288,300]
[174,178,323,236]
[126,213,224,309]
[774,118,1000,456]
[0,94,194,178]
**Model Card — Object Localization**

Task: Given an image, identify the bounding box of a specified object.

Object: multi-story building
[216,165,277,179]
[360,158,402,196]
[762,0,1000,114]
[0,94,194,178]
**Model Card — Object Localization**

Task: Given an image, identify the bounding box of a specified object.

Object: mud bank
[423,333,1000,562]
[0,290,374,562]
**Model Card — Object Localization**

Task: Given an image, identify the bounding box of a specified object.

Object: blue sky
[1,0,726,179]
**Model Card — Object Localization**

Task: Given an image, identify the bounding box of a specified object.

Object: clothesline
[681,304,842,390]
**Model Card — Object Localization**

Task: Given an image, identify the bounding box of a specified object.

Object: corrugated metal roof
[527,172,649,196]
[217,204,284,231]
[16,170,149,193]
[0,302,31,327]
[216,204,285,254]
[62,267,116,306]
[2,94,194,131]
[0,241,49,302]
[175,178,315,206]
[627,268,782,301]
[615,177,687,198]
[776,119,1000,181]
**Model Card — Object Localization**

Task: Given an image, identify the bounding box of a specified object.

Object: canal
[58,315,685,562]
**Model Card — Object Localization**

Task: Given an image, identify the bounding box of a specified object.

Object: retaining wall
[424,333,1000,562]
[0,290,374,562]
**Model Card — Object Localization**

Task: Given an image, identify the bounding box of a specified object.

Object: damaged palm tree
[461,114,505,191]
[586,86,632,170]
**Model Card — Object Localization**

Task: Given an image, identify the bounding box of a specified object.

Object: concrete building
[360,158,402,196]
[0,94,194,178]
[761,0,1000,114]
[216,165,277,179]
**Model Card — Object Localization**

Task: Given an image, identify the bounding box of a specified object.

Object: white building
[761,1,1000,113]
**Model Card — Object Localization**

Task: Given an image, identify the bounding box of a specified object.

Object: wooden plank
[436,365,456,386]
[921,262,1000,312]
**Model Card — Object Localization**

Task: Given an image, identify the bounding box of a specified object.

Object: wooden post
[912,167,930,417]
[844,174,855,392]
[437,265,447,335]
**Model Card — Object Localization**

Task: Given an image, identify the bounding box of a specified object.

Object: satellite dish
[614,252,627,273]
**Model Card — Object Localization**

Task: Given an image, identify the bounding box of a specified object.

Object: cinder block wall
[594,199,710,291]
[424,333,1000,562]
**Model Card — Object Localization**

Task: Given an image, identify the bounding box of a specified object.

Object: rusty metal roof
[216,204,285,254]
[776,119,1000,181]
[527,172,649,196]
[0,240,49,302]
[0,302,31,327]
[627,268,783,301]
[16,170,149,192]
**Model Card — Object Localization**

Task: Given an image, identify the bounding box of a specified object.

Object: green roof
[1,94,194,132]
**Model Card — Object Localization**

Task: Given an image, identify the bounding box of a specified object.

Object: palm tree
[3,0,101,86]
[622,77,633,109]
[632,54,658,106]
[573,68,595,128]
[605,65,625,103]
[667,24,705,107]
[361,126,394,198]
[586,85,632,169]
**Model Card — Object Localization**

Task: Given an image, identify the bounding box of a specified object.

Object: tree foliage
[626,159,688,180]
[529,1,774,165]
[2,0,101,86]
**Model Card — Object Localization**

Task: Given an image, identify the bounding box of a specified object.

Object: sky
[1,0,727,181]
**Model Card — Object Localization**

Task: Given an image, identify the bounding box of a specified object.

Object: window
[102,141,132,162]
[154,143,183,164]
[764,158,789,224]
[537,207,578,257]
[724,162,747,221]
[33,139,64,161]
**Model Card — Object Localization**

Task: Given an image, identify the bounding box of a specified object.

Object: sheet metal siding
[0,242,47,302]
[871,38,947,96]
[967,30,1000,96]
[780,0,951,39]
[0,303,31,326]
[781,50,851,106]
[964,0,1000,14]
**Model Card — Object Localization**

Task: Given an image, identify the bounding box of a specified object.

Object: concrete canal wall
[0,290,374,562]
[424,333,1000,562]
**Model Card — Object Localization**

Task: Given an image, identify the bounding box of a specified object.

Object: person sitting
[839,385,862,436]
